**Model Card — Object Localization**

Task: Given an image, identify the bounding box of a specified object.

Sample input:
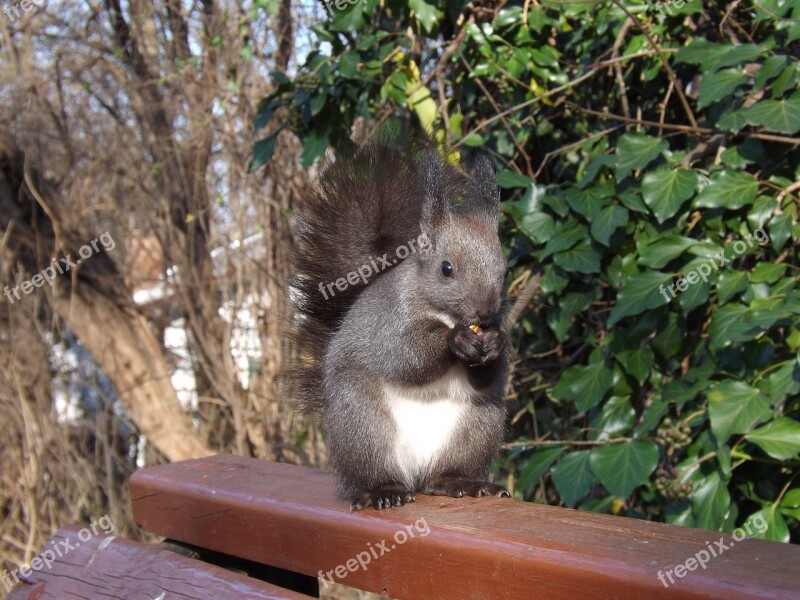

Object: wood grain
[5,524,311,599]
[130,454,800,599]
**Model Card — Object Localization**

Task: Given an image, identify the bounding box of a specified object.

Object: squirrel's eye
[440,261,454,277]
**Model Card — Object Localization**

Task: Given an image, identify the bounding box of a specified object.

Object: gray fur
[291,142,509,507]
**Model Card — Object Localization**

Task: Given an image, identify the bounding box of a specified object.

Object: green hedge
[254,0,800,541]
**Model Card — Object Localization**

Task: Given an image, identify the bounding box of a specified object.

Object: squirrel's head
[412,150,507,328]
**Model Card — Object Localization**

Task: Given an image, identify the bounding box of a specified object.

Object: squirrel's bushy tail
[291,142,456,413]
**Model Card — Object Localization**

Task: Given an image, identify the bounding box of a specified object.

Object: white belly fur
[384,366,474,489]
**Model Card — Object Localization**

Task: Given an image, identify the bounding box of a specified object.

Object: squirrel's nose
[476,302,497,324]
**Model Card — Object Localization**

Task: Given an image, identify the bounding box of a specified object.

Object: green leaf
[541,221,585,256]
[607,271,673,327]
[637,234,697,269]
[590,396,635,440]
[698,69,748,109]
[707,381,771,444]
[691,471,731,531]
[248,129,281,172]
[589,440,659,498]
[675,40,765,72]
[750,263,786,284]
[754,56,788,91]
[409,0,443,34]
[552,361,613,411]
[694,171,759,210]
[758,360,800,406]
[742,507,789,543]
[614,134,668,180]
[565,186,608,219]
[717,271,747,304]
[590,205,629,246]
[746,418,800,460]
[641,168,698,223]
[329,2,368,32]
[553,239,601,273]
[462,133,484,147]
[496,170,532,188]
[517,446,563,492]
[768,213,792,252]
[339,50,360,78]
[616,347,653,384]
[300,128,330,168]
[551,450,594,507]
[743,97,800,134]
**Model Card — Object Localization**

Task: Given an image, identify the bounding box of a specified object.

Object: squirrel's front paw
[479,328,505,363]
[447,324,483,364]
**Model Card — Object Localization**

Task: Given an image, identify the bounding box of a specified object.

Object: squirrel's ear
[461,151,500,224]
[419,149,450,237]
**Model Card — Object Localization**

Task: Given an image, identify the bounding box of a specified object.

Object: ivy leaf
[553,239,601,273]
[552,361,613,411]
[694,171,759,210]
[607,271,673,326]
[716,271,749,303]
[675,39,765,72]
[616,347,653,384]
[614,134,667,180]
[496,170,532,188]
[757,360,800,406]
[743,507,790,543]
[590,205,629,246]
[329,3,368,32]
[565,186,608,219]
[517,446,563,493]
[589,396,636,440]
[743,97,800,134]
[707,381,771,444]
[637,234,697,269]
[641,168,698,223]
[698,69,748,109]
[746,417,800,460]
[409,0,443,34]
[769,213,792,252]
[589,440,659,498]
[248,129,281,172]
[691,471,731,531]
[551,450,594,507]
[300,127,330,168]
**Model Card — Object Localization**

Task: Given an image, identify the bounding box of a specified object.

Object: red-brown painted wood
[5,524,311,599]
[130,454,800,599]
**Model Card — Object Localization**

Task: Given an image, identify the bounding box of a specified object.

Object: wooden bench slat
[6,524,312,599]
[129,454,800,600]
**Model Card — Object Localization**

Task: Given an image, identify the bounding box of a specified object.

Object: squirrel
[291,140,510,510]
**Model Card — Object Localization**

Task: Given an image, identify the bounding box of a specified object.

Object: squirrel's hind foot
[351,485,416,511]
[423,477,511,499]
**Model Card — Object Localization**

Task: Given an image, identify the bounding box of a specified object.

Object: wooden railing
[7,454,800,599]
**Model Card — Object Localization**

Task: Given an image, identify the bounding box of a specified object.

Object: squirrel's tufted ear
[461,151,500,224]
[418,149,450,239]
